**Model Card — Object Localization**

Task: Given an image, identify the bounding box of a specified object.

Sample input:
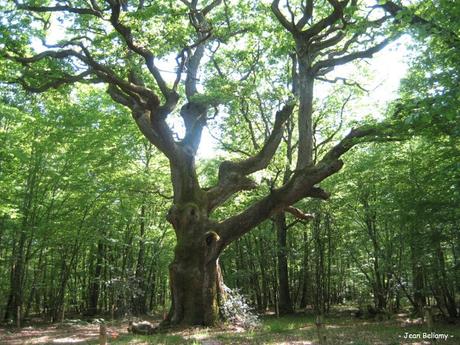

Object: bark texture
[165,202,223,325]
[276,213,294,315]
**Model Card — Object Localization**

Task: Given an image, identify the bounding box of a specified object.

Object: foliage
[220,285,261,330]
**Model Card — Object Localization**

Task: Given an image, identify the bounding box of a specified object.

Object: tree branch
[300,0,344,39]
[14,0,102,17]
[377,0,460,46]
[15,70,96,93]
[207,101,295,212]
[312,38,392,74]
[296,0,313,30]
[106,0,178,108]
[216,122,400,244]
[284,206,314,220]
[271,0,296,33]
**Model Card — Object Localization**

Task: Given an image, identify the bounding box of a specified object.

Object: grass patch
[97,333,196,344]
[12,312,457,345]
[107,316,460,345]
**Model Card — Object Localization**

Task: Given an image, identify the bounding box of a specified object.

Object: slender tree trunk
[25,248,44,317]
[246,236,262,310]
[411,238,426,316]
[299,229,310,309]
[4,151,39,322]
[4,232,26,322]
[434,238,457,318]
[276,213,294,314]
[87,240,104,316]
[133,204,147,315]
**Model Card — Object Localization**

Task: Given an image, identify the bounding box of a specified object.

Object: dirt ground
[0,321,129,345]
[1,313,458,345]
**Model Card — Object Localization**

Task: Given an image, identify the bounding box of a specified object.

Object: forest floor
[0,310,459,345]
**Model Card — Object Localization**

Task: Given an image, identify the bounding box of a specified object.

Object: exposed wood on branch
[285,206,314,220]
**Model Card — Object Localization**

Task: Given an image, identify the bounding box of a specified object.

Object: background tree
[0,88,173,322]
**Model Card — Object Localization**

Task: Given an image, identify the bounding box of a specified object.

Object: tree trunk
[164,202,223,326]
[275,213,294,315]
[410,237,426,316]
[166,242,221,325]
[87,240,104,316]
[299,229,310,309]
[133,204,147,315]
[4,231,26,322]
[296,59,314,170]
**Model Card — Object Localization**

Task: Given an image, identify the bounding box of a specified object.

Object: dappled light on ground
[0,322,127,345]
[0,313,458,345]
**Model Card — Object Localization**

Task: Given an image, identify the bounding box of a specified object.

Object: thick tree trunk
[166,240,221,325]
[165,201,223,326]
[296,60,314,170]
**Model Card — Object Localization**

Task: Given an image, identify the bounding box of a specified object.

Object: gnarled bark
[164,202,223,326]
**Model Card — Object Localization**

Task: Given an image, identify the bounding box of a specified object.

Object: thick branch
[107,85,177,158]
[271,0,296,33]
[312,38,391,74]
[207,102,295,212]
[377,0,460,46]
[202,0,223,16]
[300,0,344,39]
[296,0,313,30]
[216,123,398,244]
[106,0,177,105]
[178,1,222,155]
[220,102,295,176]
[14,1,102,17]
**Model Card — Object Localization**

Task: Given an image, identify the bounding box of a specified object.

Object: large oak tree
[1,0,408,326]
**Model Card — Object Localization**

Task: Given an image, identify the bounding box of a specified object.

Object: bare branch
[3,48,81,64]
[285,0,296,26]
[300,0,344,39]
[203,0,223,16]
[207,101,295,211]
[314,93,351,161]
[271,0,296,33]
[15,70,96,93]
[106,0,177,105]
[14,0,102,17]
[317,76,368,92]
[312,38,392,74]
[296,0,313,30]
[241,100,260,150]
